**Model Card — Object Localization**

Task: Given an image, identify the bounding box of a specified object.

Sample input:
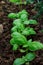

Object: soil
[0,0,43,65]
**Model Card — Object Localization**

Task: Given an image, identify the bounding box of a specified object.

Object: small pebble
[0,24,3,34]
[1,1,5,4]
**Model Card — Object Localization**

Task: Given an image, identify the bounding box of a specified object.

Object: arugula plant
[8,10,43,65]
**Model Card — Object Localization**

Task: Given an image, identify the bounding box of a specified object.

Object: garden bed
[0,0,43,65]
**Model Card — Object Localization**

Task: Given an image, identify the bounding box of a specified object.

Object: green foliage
[24,19,38,25]
[19,49,26,53]
[13,19,25,32]
[20,14,28,21]
[13,58,25,65]
[18,10,28,17]
[11,26,17,32]
[22,27,36,36]
[9,0,20,3]
[8,10,28,19]
[8,13,17,19]
[23,40,43,51]
[8,10,43,65]
[13,44,19,50]
[11,32,27,45]
[10,38,15,45]
[13,52,36,65]
[9,0,26,5]
[13,19,22,25]
[25,52,36,61]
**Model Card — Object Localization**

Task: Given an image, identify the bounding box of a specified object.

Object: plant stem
[19,0,22,11]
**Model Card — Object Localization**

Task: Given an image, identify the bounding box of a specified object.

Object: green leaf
[15,22,25,32]
[9,0,20,3]
[13,58,25,65]
[19,49,26,53]
[9,0,26,4]
[25,52,36,61]
[13,19,25,32]
[28,41,43,51]
[22,27,36,36]
[24,19,38,25]
[18,10,28,18]
[13,44,19,50]
[11,26,17,32]
[8,13,17,19]
[20,14,28,22]
[17,24,25,32]
[23,39,32,48]
[28,39,32,42]
[13,19,22,26]
[13,52,36,65]
[11,32,27,45]
[10,38,16,45]
[25,62,29,65]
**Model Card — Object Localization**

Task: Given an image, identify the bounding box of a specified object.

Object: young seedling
[8,10,43,65]
[13,52,36,65]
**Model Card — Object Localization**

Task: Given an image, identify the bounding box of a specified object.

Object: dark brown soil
[0,0,43,65]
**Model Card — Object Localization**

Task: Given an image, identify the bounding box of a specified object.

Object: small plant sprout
[8,10,43,65]
[13,52,36,65]
[8,13,17,19]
